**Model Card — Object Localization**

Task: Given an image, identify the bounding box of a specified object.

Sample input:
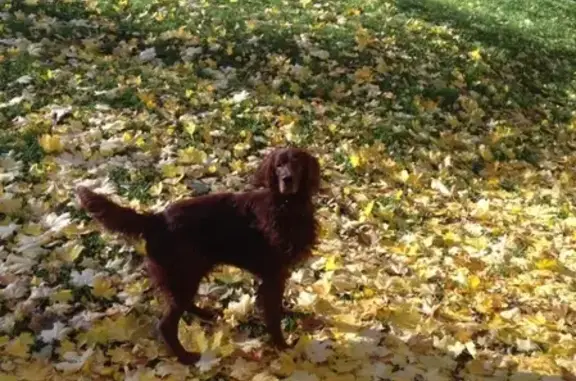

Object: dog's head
[253,147,320,196]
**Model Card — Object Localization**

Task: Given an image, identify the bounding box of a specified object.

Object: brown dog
[76,147,320,364]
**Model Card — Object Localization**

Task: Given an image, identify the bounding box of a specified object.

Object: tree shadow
[5,0,575,142]
[396,0,576,59]
[395,0,576,112]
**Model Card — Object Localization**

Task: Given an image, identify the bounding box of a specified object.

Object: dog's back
[156,190,280,277]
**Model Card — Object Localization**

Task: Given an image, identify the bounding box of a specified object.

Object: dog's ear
[304,153,321,194]
[252,150,278,189]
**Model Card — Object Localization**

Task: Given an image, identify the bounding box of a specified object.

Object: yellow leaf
[16,361,52,381]
[446,115,460,127]
[245,20,257,30]
[421,98,438,112]
[363,288,375,298]
[331,358,361,373]
[149,182,163,197]
[161,163,184,179]
[349,153,361,168]
[107,347,134,364]
[5,333,34,358]
[138,92,156,109]
[396,169,409,183]
[50,289,73,303]
[324,255,340,271]
[178,146,207,164]
[375,58,389,74]
[468,48,482,61]
[123,284,148,310]
[525,312,547,326]
[347,8,361,16]
[184,121,196,136]
[213,267,244,284]
[354,66,373,83]
[233,142,250,157]
[92,276,115,299]
[212,329,224,348]
[454,329,473,343]
[219,343,235,357]
[474,294,502,314]
[362,200,375,218]
[59,244,83,263]
[389,307,421,329]
[468,275,481,290]
[207,164,218,174]
[193,327,208,352]
[22,223,43,235]
[442,231,461,246]
[355,27,371,51]
[272,352,296,376]
[38,134,63,153]
[535,258,558,271]
[439,307,475,322]
[479,144,494,161]
[229,159,244,173]
[104,315,139,342]
[133,136,147,149]
[122,132,133,144]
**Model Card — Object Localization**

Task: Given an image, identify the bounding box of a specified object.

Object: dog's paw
[177,351,201,365]
[271,337,291,351]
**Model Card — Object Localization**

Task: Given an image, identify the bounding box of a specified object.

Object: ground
[1,0,576,380]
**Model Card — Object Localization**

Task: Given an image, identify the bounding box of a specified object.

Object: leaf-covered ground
[1,0,576,380]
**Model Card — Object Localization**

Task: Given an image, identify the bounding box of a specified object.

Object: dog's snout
[282,174,293,184]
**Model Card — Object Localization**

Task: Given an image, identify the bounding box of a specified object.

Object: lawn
[1,0,576,379]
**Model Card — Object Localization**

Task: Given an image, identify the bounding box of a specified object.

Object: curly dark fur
[76,147,320,365]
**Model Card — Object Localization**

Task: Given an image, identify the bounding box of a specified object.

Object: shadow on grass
[2,2,575,167]
[5,0,575,118]
[397,0,576,58]
[1,0,575,190]
[2,0,575,189]
[396,0,576,107]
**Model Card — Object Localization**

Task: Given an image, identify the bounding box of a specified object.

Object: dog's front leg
[259,272,290,349]
[256,282,294,317]
[158,304,201,365]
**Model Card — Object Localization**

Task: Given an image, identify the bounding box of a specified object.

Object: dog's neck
[274,193,314,209]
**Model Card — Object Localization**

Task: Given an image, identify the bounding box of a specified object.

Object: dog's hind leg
[157,257,213,364]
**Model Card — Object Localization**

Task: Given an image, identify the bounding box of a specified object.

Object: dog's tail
[76,186,162,239]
